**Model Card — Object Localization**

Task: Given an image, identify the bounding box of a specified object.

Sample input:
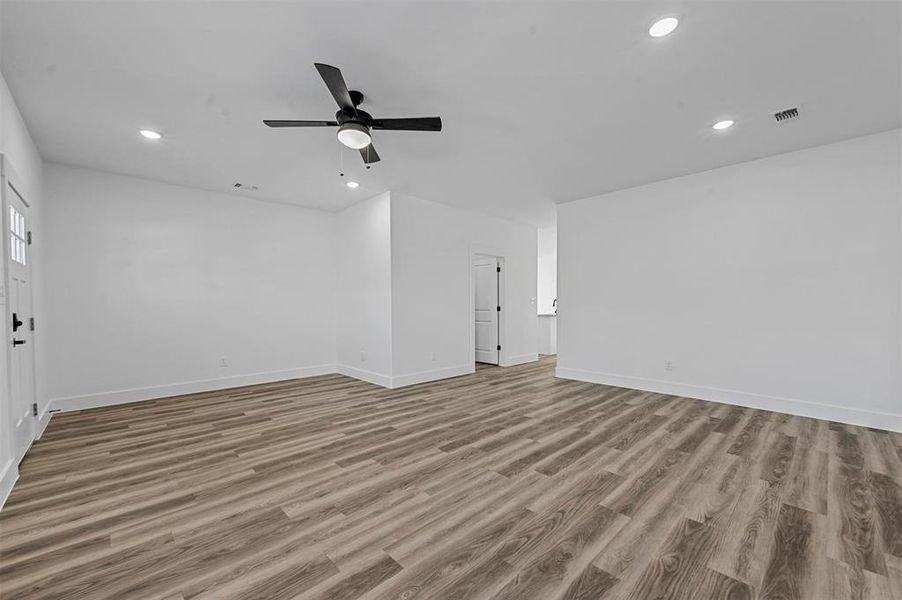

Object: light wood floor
[1,357,900,600]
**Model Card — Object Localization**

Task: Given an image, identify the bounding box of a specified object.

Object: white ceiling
[1,1,899,227]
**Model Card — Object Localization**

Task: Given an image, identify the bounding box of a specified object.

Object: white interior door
[474,257,499,364]
[5,177,35,463]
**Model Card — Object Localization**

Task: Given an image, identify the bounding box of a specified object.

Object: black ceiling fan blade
[314,63,357,115]
[371,117,442,131]
[263,120,338,127]
[359,144,381,164]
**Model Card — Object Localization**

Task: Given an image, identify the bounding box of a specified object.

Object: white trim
[0,458,18,511]
[336,365,393,388]
[34,405,52,439]
[555,366,902,433]
[390,364,474,388]
[50,364,337,413]
[502,353,539,367]
[43,361,480,417]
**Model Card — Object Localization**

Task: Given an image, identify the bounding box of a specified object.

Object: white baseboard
[503,353,539,367]
[390,364,474,388]
[48,361,482,413]
[338,364,475,389]
[555,367,902,433]
[336,365,393,388]
[35,405,52,439]
[0,459,18,512]
[50,364,337,413]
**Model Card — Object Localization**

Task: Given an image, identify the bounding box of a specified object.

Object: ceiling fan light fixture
[337,122,372,149]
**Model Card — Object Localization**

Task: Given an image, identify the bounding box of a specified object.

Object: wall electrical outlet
[360,350,367,363]
[219,356,229,368]
[664,360,674,372]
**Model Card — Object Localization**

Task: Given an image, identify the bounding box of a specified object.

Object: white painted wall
[558,129,902,431]
[537,226,557,315]
[335,192,393,386]
[40,180,536,409]
[538,315,557,355]
[43,163,336,410]
[0,70,46,505]
[390,193,538,385]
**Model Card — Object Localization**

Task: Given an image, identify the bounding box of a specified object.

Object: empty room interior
[0,1,900,599]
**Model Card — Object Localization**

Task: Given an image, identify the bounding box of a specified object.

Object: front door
[5,174,35,463]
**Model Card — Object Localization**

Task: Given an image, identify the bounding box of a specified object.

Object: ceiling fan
[264,63,442,165]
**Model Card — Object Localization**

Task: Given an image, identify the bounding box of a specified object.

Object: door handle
[12,312,22,332]
[12,339,25,346]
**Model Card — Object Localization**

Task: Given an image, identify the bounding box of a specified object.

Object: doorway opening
[472,253,504,367]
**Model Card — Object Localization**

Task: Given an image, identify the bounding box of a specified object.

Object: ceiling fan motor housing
[337,108,373,127]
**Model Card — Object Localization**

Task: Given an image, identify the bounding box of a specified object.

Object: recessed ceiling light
[346,181,359,189]
[649,17,679,37]
[712,120,735,130]
[139,129,162,140]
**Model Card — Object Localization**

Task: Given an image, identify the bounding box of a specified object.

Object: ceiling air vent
[233,182,259,191]
[774,107,799,123]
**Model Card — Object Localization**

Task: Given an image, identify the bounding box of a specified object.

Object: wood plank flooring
[2,357,901,599]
